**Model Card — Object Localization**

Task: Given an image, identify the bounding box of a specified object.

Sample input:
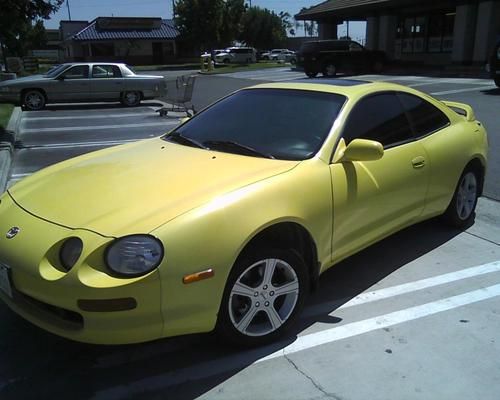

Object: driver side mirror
[339,139,384,162]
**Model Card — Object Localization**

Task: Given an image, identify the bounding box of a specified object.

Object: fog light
[59,237,83,271]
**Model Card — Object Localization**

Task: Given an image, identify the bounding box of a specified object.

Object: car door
[49,65,91,102]
[90,64,124,101]
[329,92,429,262]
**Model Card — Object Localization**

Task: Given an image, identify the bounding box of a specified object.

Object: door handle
[412,156,426,169]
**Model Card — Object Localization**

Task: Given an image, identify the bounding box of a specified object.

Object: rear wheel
[22,89,46,111]
[217,248,308,347]
[443,168,480,228]
[494,77,500,88]
[121,91,141,107]
[322,62,337,77]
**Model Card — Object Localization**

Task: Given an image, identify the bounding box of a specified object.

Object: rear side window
[397,93,449,138]
[342,93,413,148]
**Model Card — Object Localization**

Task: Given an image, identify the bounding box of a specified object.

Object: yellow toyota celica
[0,79,488,346]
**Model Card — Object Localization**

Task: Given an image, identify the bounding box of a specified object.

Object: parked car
[0,62,167,110]
[214,47,256,64]
[486,40,500,87]
[0,79,487,346]
[270,50,297,64]
[261,49,290,61]
[297,40,386,77]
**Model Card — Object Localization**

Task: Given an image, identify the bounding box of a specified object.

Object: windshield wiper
[204,140,275,159]
[165,131,207,149]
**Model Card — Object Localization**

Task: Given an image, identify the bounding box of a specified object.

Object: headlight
[60,237,83,271]
[105,235,164,277]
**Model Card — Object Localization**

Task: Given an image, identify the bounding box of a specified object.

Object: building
[61,17,180,65]
[296,0,500,66]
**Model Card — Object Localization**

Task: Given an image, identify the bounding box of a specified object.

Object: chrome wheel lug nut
[270,291,274,296]
[255,302,260,307]
[263,285,268,290]
[254,292,259,297]
[265,301,270,307]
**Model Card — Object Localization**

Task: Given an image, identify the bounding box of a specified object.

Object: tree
[0,0,63,66]
[239,7,287,49]
[174,0,245,52]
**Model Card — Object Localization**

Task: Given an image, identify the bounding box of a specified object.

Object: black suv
[487,41,500,87]
[297,40,386,78]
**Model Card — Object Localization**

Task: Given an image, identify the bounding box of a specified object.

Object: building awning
[295,0,418,20]
[71,17,179,41]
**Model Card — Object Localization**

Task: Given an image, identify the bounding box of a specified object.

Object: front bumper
[0,193,164,344]
[0,91,19,105]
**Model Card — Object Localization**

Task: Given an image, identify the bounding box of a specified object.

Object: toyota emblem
[6,227,20,239]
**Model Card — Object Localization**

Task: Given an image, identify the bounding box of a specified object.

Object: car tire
[443,167,480,228]
[322,62,337,77]
[121,91,141,107]
[217,247,309,347]
[290,58,297,65]
[305,70,318,78]
[22,89,46,111]
[494,78,500,88]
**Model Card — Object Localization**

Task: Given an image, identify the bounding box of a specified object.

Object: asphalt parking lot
[1,70,499,400]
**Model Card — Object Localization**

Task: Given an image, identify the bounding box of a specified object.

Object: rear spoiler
[441,100,476,121]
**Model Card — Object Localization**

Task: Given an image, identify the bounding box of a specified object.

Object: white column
[473,1,500,63]
[451,3,478,63]
[365,16,379,50]
[378,15,397,60]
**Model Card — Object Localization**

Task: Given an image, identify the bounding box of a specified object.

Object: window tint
[92,65,122,78]
[342,93,413,147]
[397,93,450,137]
[167,89,345,160]
[61,65,89,79]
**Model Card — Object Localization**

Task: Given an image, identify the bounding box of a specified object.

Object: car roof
[245,80,426,99]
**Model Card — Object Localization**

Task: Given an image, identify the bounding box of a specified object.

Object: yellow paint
[0,80,488,344]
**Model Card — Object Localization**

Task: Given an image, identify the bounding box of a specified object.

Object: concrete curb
[0,107,21,193]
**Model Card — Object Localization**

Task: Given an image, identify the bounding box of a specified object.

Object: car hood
[0,75,48,86]
[8,138,299,237]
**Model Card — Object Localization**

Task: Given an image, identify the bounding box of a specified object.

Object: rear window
[397,93,450,138]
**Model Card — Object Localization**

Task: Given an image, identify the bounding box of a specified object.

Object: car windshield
[164,88,345,160]
[44,64,69,78]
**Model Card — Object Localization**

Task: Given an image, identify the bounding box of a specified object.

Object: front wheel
[305,70,318,78]
[217,248,309,347]
[443,168,480,228]
[23,90,46,111]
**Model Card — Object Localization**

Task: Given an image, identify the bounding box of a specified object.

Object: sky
[44,0,365,42]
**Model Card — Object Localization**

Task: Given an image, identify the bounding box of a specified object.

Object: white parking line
[431,86,497,95]
[22,112,155,121]
[20,121,178,133]
[17,138,146,150]
[303,260,500,318]
[92,281,500,399]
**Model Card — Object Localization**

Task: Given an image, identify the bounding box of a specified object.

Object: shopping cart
[157,75,197,117]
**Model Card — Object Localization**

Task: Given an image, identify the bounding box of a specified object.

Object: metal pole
[67,0,72,21]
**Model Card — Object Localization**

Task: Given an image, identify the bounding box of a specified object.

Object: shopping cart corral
[157,75,197,117]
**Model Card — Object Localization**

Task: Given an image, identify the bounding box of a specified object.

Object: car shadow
[481,87,500,95]
[0,218,463,400]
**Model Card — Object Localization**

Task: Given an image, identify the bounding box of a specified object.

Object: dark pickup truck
[487,41,500,87]
[297,39,386,78]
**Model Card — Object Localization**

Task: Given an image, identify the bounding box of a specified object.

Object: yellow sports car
[0,79,488,346]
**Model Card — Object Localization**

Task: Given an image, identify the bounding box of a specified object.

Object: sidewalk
[0,107,21,192]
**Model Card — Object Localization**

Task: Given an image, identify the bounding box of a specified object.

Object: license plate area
[0,263,13,299]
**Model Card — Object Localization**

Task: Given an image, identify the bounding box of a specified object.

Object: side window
[92,65,122,78]
[61,65,89,79]
[342,93,413,148]
[397,92,450,138]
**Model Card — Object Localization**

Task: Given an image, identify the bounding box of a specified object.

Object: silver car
[0,63,167,111]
